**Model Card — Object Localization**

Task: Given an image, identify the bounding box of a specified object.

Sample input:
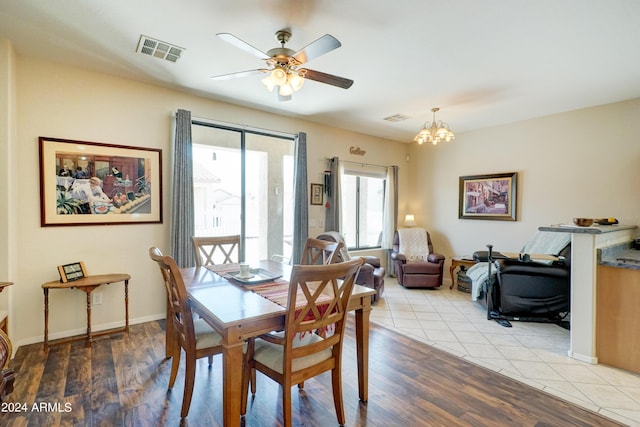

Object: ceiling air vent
[136,35,185,63]
[383,114,410,123]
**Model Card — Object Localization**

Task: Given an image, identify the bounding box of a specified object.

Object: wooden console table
[449,257,476,289]
[42,274,130,349]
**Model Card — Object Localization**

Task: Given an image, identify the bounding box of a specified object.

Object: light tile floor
[370,277,640,426]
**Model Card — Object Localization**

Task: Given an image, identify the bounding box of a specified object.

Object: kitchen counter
[539,224,637,234]
[538,223,637,364]
[598,244,640,270]
[596,258,640,375]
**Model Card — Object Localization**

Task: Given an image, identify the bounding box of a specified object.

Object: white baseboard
[14,313,166,351]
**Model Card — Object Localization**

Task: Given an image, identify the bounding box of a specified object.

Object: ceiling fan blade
[217,33,269,59]
[292,34,341,64]
[302,69,354,89]
[211,69,266,80]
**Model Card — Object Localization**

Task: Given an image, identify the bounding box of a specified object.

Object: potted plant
[56,190,83,214]
[135,176,151,195]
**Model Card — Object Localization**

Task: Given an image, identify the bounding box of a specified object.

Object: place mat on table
[205,263,330,309]
[206,263,335,336]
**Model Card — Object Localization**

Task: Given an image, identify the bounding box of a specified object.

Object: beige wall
[3,43,640,350]
[6,54,408,348]
[0,40,17,331]
[408,99,640,262]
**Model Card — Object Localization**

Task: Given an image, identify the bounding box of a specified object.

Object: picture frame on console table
[458,172,517,221]
[39,136,163,226]
[57,261,88,283]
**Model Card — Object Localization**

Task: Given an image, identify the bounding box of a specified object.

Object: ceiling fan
[211,29,354,101]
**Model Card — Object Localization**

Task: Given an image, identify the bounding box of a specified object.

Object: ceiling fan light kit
[213,29,353,101]
[414,107,456,145]
[261,64,305,96]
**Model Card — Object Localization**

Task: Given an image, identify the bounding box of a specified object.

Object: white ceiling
[1,0,639,143]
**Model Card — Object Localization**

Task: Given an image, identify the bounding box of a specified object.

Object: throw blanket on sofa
[398,228,430,262]
[467,231,571,301]
[467,261,497,301]
[318,230,352,262]
[521,231,571,261]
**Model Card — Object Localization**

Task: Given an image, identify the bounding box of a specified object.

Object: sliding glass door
[191,122,294,263]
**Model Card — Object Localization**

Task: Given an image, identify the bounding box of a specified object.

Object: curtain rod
[329,158,393,169]
[189,115,297,139]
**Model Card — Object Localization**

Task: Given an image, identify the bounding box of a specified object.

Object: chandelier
[260,61,306,97]
[414,107,455,145]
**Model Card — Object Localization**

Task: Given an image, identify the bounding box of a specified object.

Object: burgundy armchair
[317,232,385,302]
[391,229,445,288]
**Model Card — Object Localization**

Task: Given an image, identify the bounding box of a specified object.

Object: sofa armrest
[363,256,381,268]
[391,252,407,263]
[428,252,445,263]
[356,263,374,285]
[473,250,507,262]
[496,259,569,279]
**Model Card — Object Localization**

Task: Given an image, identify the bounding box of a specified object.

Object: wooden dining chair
[0,329,14,402]
[149,247,223,420]
[241,257,364,427]
[192,235,241,267]
[300,237,343,265]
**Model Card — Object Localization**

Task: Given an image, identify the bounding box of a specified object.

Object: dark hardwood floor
[0,318,622,426]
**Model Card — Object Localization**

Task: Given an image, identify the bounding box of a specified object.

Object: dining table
[177,259,376,427]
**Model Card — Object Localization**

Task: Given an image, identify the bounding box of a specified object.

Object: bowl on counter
[573,217,594,227]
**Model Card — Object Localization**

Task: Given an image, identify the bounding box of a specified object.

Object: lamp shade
[278,83,294,96]
[288,72,305,91]
[270,68,287,86]
[261,75,276,92]
[404,214,416,227]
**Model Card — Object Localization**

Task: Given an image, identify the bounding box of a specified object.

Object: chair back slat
[192,235,241,267]
[300,238,343,265]
[149,247,196,351]
[285,258,363,361]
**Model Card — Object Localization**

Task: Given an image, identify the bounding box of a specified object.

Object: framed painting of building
[458,172,517,221]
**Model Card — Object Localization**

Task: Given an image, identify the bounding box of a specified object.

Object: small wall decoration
[58,261,88,283]
[349,146,366,156]
[310,183,323,205]
[459,172,517,221]
[39,137,162,226]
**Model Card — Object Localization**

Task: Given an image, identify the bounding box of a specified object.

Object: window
[341,167,386,250]
[191,122,295,263]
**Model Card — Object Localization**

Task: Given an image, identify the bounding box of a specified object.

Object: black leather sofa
[473,243,571,325]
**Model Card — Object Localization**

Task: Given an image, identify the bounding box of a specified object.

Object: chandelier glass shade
[414,107,455,145]
[261,64,305,97]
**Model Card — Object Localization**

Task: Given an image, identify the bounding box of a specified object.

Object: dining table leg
[354,296,372,402]
[222,331,245,427]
